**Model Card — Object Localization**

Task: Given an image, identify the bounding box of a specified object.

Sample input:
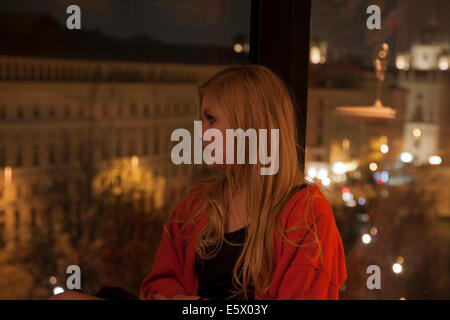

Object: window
[48,144,55,165]
[0,105,6,119]
[130,103,138,117]
[128,139,136,156]
[0,0,252,298]
[0,147,6,167]
[64,104,70,117]
[116,138,122,158]
[153,128,160,155]
[32,145,40,166]
[33,104,40,119]
[49,105,55,118]
[15,146,23,167]
[143,104,150,118]
[14,210,20,244]
[304,0,449,299]
[78,142,84,163]
[101,140,110,160]
[0,222,5,248]
[17,105,23,119]
[30,209,37,232]
[63,142,70,164]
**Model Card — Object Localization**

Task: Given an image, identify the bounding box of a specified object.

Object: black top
[195,225,252,300]
[195,183,308,300]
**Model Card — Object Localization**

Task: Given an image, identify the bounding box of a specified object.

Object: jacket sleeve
[274,193,347,300]
[139,204,189,299]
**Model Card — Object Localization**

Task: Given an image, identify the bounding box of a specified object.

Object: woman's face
[199,91,228,170]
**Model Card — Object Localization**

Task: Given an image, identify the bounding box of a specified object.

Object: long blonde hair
[171,65,320,299]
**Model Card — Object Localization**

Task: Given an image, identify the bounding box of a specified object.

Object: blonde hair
[170,65,321,299]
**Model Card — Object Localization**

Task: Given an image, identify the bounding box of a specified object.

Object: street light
[310,46,321,64]
[233,43,243,53]
[400,152,413,163]
[380,144,389,154]
[362,233,371,244]
[392,263,403,274]
[395,53,410,70]
[438,53,449,71]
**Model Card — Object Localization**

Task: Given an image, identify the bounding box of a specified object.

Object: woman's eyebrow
[202,108,212,116]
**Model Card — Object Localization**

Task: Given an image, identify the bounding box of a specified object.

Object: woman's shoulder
[280,183,335,228]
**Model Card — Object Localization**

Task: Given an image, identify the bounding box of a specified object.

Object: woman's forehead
[200,92,218,112]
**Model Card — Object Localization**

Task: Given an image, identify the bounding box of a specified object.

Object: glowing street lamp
[412,128,422,138]
[233,43,243,53]
[310,46,321,64]
[395,53,410,70]
[428,155,442,166]
[362,233,372,244]
[438,53,449,71]
[392,263,403,274]
[400,152,413,163]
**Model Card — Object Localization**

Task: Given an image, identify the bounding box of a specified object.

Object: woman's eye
[206,114,216,124]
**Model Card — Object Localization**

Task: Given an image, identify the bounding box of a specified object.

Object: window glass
[307,0,449,299]
[0,0,251,299]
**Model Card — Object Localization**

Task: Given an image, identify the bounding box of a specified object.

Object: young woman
[140,65,347,300]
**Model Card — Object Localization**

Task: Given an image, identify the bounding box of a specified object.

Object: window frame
[250,0,312,171]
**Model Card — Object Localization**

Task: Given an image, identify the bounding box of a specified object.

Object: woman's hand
[151,293,207,300]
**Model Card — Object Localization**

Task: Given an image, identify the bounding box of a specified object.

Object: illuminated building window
[0,147,5,167]
[128,139,136,156]
[30,209,37,233]
[32,145,40,166]
[33,104,40,119]
[63,143,71,164]
[0,105,6,119]
[143,104,150,118]
[14,210,20,244]
[130,103,138,117]
[102,104,108,117]
[78,142,84,163]
[17,105,24,119]
[101,143,109,160]
[153,130,160,155]
[116,139,122,157]
[0,221,5,248]
[64,104,71,117]
[31,184,38,196]
[183,103,190,115]
[48,144,55,165]
[174,103,180,114]
[16,146,23,167]
[49,105,55,118]
[142,136,148,156]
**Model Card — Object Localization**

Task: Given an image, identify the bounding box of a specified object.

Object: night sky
[0,0,251,46]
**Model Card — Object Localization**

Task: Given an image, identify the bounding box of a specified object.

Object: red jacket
[140,183,347,300]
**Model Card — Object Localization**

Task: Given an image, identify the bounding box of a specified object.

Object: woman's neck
[226,191,248,233]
